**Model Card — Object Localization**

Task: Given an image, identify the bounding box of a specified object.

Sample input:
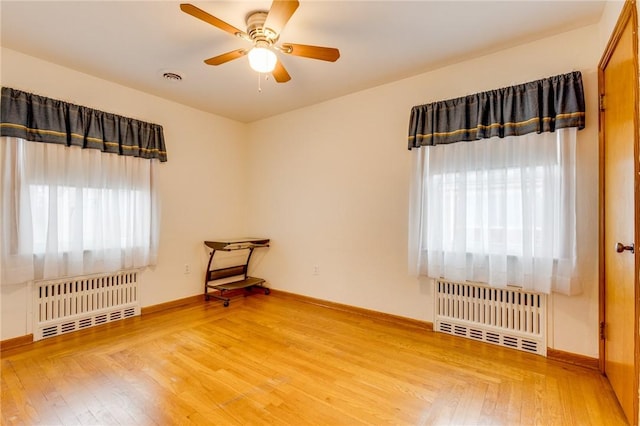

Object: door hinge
[599,94,605,111]
[600,321,606,340]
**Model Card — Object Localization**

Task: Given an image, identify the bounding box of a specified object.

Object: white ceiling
[1,1,605,123]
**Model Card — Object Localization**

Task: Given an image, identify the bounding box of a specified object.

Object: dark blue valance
[408,71,585,149]
[1,87,167,162]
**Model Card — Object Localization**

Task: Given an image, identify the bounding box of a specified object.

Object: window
[1,137,159,284]
[436,165,550,256]
[29,185,151,253]
[409,128,578,295]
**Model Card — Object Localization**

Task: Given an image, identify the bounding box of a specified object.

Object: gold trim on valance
[1,87,167,162]
[408,71,585,149]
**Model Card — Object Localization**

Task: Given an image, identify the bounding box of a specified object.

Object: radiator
[435,279,547,356]
[34,270,140,341]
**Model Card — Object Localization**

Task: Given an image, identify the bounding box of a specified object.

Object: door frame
[598,1,639,424]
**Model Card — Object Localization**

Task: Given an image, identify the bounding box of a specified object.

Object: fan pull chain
[257,73,271,93]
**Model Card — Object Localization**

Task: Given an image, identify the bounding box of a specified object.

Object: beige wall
[0,48,249,340]
[0,9,619,359]
[599,1,627,51]
[246,24,603,357]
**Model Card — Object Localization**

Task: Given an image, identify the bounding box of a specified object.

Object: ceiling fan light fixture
[248,46,277,73]
[180,2,339,84]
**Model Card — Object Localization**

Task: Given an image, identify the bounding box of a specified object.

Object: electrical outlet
[184,264,191,274]
[312,265,319,275]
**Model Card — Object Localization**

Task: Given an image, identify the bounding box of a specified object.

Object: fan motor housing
[246,11,278,43]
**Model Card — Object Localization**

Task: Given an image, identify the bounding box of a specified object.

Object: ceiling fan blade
[264,0,299,37]
[204,49,248,66]
[272,60,291,83]
[281,43,340,62]
[180,3,246,38]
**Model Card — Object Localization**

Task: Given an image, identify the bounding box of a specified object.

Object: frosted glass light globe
[248,47,277,73]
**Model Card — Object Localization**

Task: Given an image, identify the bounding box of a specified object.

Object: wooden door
[599,1,639,425]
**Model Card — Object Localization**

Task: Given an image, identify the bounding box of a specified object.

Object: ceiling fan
[180,0,340,83]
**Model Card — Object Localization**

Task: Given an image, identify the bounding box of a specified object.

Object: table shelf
[203,238,270,307]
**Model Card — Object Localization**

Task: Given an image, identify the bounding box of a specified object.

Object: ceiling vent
[162,71,183,81]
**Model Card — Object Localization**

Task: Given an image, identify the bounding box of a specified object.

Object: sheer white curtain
[409,128,579,295]
[1,137,160,285]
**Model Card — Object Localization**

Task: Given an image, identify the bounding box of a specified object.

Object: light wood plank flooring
[1,291,628,425]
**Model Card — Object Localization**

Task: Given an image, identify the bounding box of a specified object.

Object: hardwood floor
[1,291,627,425]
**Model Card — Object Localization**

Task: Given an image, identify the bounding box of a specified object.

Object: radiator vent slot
[435,280,547,356]
[34,271,141,341]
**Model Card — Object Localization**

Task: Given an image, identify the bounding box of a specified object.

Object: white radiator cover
[34,270,140,341]
[435,279,547,356]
